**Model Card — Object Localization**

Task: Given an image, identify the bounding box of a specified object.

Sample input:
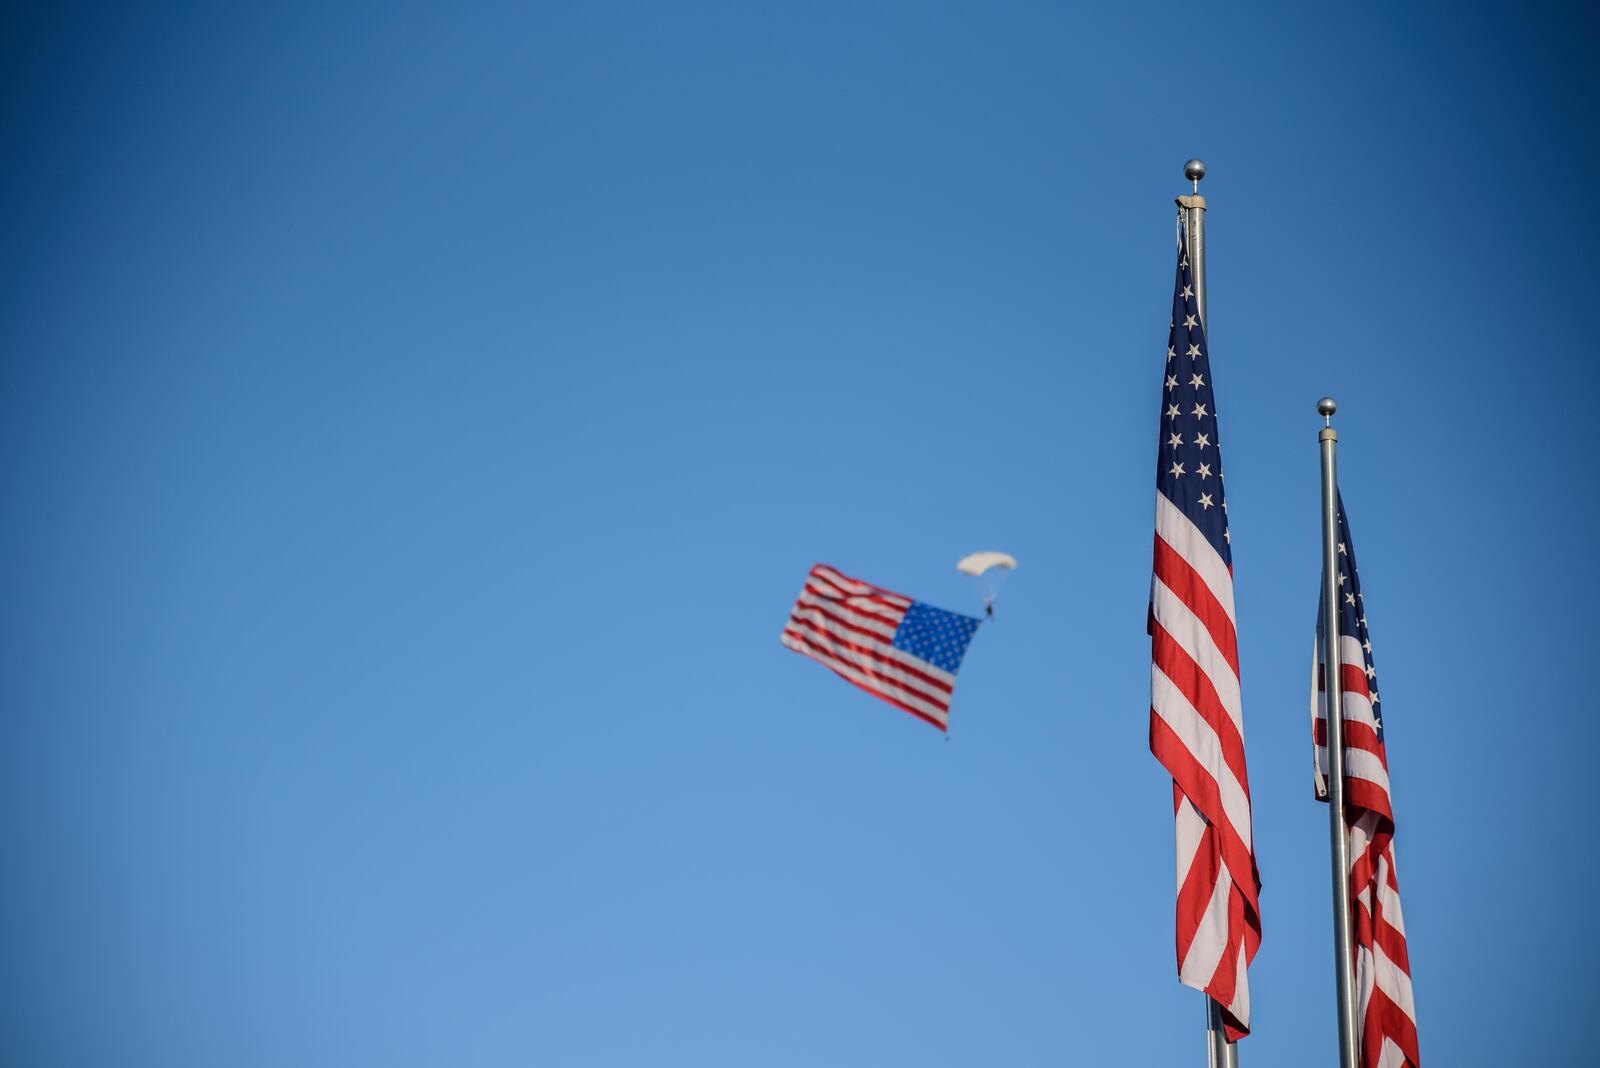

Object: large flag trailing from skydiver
[781,563,981,732]
[1147,229,1261,1038]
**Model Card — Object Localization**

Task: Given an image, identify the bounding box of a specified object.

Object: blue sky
[2,3,1593,1064]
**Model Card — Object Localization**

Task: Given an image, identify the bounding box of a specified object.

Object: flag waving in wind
[1313,496,1421,1068]
[1147,231,1261,1038]
[782,564,981,731]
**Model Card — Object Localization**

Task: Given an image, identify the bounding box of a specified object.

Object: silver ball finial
[1316,397,1337,417]
[1184,159,1206,183]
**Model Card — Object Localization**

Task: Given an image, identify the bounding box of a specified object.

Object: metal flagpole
[1317,397,1360,1068]
[1205,999,1235,1068]
[1178,159,1206,327]
[1177,158,1239,1068]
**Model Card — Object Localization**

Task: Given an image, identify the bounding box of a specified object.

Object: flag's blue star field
[1157,233,1233,567]
[1333,494,1384,742]
[891,602,982,673]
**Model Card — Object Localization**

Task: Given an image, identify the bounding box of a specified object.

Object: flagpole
[1178,158,1239,1068]
[1179,159,1206,324]
[1317,397,1360,1068]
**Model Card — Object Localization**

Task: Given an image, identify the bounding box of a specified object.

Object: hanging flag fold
[782,563,981,732]
[1148,229,1261,1039]
[1311,495,1422,1068]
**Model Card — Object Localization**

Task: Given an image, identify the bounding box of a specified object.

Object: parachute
[956,551,1017,617]
[956,551,1017,577]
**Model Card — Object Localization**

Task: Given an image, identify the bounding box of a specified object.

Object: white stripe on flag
[1152,666,1252,848]
[1155,491,1237,624]
[780,631,951,723]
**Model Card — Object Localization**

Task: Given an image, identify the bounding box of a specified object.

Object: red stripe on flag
[1153,536,1240,675]
[1151,620,1250,793]
[783,615,954,698]
[782,632,948,731]
[1150,712,1259,916]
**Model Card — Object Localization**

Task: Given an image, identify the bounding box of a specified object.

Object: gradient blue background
[2,3,1592,1064]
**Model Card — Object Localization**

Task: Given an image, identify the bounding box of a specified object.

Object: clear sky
[2,2,1593,1064]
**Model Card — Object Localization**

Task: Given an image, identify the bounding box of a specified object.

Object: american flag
[1147,231,1260,1038]
[1312,495,1421,1068]
[782,563,981,732]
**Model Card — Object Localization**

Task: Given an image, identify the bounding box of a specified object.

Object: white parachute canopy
[956,551,1017,615]
[956,551,1017,576]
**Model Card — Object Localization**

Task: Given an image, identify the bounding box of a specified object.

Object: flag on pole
[1148,230,1260,1038]
[1312,496,1421,1068]
[782,564,981,731]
